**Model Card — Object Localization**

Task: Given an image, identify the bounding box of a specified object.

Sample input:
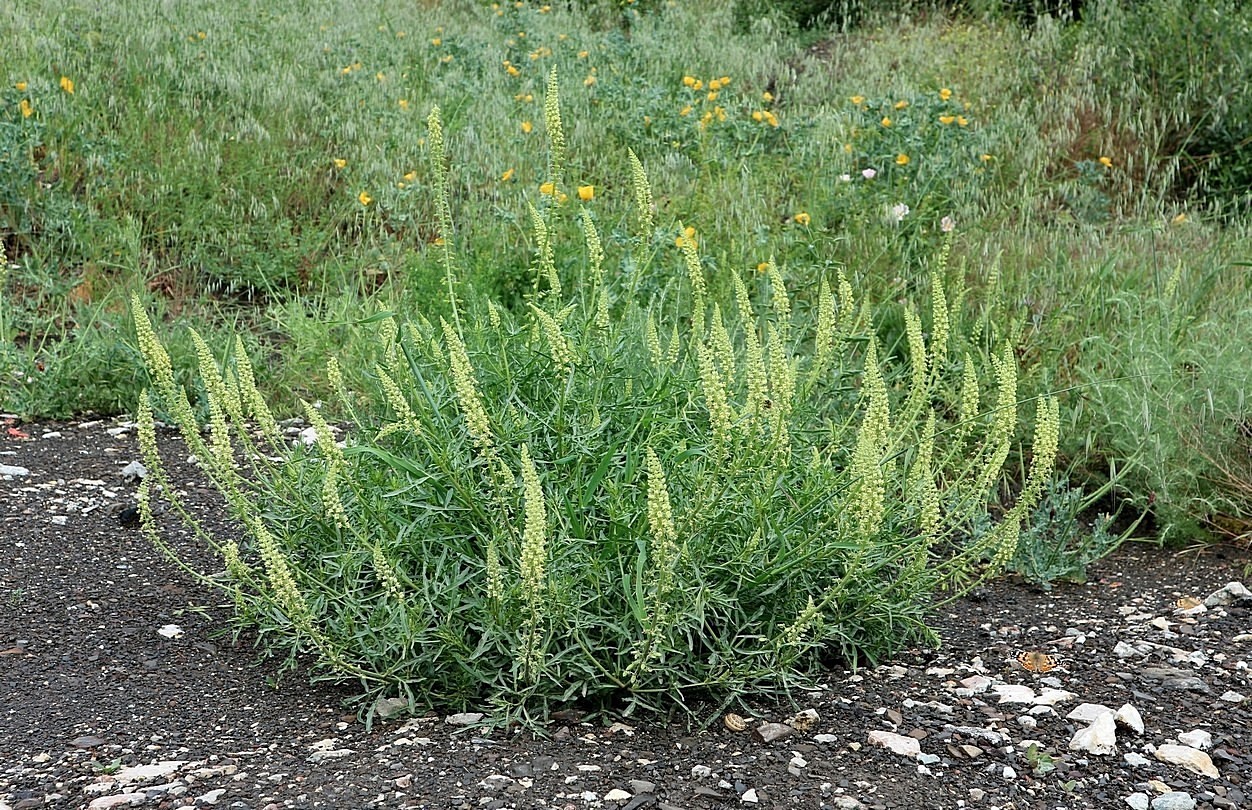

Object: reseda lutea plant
[132,97,1059,721]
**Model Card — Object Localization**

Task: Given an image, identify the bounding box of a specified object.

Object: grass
[2,0,1251,715]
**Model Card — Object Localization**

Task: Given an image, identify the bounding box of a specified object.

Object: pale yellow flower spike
[544,68,566,195]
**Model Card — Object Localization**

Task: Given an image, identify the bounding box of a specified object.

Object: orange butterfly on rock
[1014,650,1061,673]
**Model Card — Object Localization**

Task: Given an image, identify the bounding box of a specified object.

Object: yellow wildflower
[706,90,718,101]
[756,262,770,273]
[521,120,533,133]
[557,191,567,203]
[403,171,417,182]
[584,74,596,86]
[719,75,731,85]
[850,95,865,105]
[541,3,551,10]
[843,143,852,153]
[881,116,892,127]
[578,49,589,58]
[682,75,696,87]
[714,106,726,122]
[794,212,811,226]
[441,54,453,64]
[60,76,74,94]
[679,105,692,116]
[431,37,441,46]
[1171,212,1187,225]
[896,153,910,166]
[762,91,774,102]
[577,185,594,201]
[751,110,763,122]
[764,111,779,127]
[894,99,909,109]
[15,82,27,92]
[358,191,373,205]
[398,99,410,109]
[939,87,952,101]
[333,158,347,169]
[539,181,555,195]
[939,114,956,125]
[502,168,516,181]
[376,72,386,81]
[980,153,993,162]
[506,64,520,77]
[1099,155,1113,168]
[693,79,704,91]
[674,225,696,248]
[956,115,968,126]
[20,99,33,118]
[709,78,723,91]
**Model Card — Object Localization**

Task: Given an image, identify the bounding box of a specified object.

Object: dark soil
[3,418,1252,810]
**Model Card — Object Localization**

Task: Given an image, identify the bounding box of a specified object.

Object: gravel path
[3,418,1251,810]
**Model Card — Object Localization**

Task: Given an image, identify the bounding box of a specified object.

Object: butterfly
[1014,650,1060,673]
[1173,596,1203,610]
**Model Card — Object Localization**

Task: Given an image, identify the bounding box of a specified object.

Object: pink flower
[861,168,877,180]
[941,216,956,233]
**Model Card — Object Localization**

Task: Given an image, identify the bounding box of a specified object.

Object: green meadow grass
[2,0,1250,541]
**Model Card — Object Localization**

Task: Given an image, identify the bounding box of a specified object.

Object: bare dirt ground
[3,418,1251,810]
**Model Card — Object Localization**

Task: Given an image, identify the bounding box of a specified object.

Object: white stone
[1033,689,1078,706]
[957,675,992,694]
[1115,704,1144,735]
[1002,765,1017,779]
[1124,752,1151,766]
[1125,793,1150,810]
[1177,730,1212,750]
[196,789,226,805]
[866,730,921,758]
[114,761,187,784]
[1114,641,1144,659]
[1151,792,1197,810]
[157,624,183,639]
[690,765,712,778]
[992,684,1036,704]
[1066,703,1114,723]
[917,752,940,765]
[1219,691,1246,703]
[479,775,515,791]
[1017,715,1038,730]
[1153,744,1219,778]
[604,788,631,801]
[1069,712,1118,755]
[740,788,759,803]
[87,795,147,809]
[0,464,30,476]
[1205,581,1252,606]
[814,734,838,744]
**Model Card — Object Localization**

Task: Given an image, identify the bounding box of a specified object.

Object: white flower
[890,202,910,223]
[940,215,956,233]
[838,173,852,182]
[861,168,877,180]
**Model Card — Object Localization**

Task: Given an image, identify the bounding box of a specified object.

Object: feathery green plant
[133,95,1059,722]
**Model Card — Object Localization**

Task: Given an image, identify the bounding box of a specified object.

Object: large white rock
[1069,712,1117,755]
[1154,744,1219,778]
[1115,704,1144,735]
[0,464,30,477]
[113,761,187,784]
[1034,689,1078,706]
[993,684,1037,704]
[1066,703,1114,723]
[1177,730,1212,750]
[1205,581,1252,606]
[867,730,921,758]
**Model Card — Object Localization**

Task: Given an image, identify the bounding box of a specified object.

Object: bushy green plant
[132,100,1058,722]
[1001,477,1134,588]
